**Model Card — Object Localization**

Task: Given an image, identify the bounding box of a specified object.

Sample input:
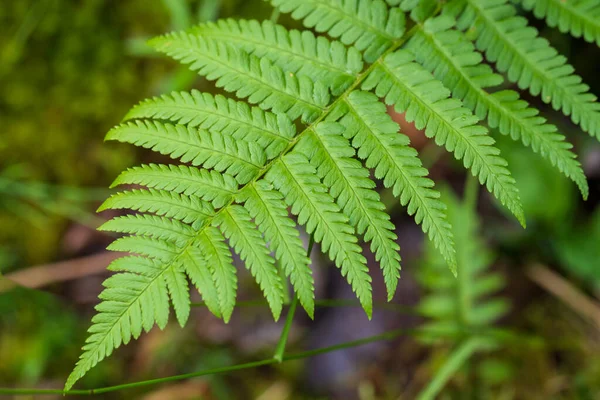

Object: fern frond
[364,50,525,226]
[124,91,294,159]
[197,227,238,322]
[295,122,401,300]
[447,0,600,138]
[270,0,406,62]
[65,257,172,390]
[149,33,329,122]
[333,90,457,272]
[519,0,600,47]
[181,247,223,319]
[238,181,315,317]
[99,215,195,246]
[419,187,509,338]
[406,16,589,198]
[106,121,265,184]
[214,205,285,320]
[98,189,214,230]
[266,154,372,317]
[111,164,237,208]
[190,20,364,95]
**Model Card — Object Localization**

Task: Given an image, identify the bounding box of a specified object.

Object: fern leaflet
[107,120,266,184]
[270,0,406,62]
[197,227,238,322]
[181,247,223,319]
[98,189,214,230]
[112,164,237,208]
[99,214,195,246]
[125,91,294,159]
[190,19,364,95]
[149,33,329,122]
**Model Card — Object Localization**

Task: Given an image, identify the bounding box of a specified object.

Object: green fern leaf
[149,33,329,122]
[447,0,600,138]
[99,215,195,246]
[190,19,364,95]
[163,265,191,327]
[111,164,237,208]
[124,91,294,159]
[333,90,457,272]
[106,121,266,184]
[270,0,406,62]
[266,154,373,317]
[65,257,172,390]
[238,181,315,317]
[107,236,179,262]
[385,0,421,11]
[519,0,600,47]
[98,189,214,230]
[295,122,401,300]
[364,50,525,226]
[181,247,223,319]
[197,227,238,322]
[214,205,285,320]
[406,16,589,198]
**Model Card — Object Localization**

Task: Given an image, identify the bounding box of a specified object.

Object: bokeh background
[1,0,600,399]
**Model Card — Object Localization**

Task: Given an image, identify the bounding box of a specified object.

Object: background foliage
[1,0,600,399]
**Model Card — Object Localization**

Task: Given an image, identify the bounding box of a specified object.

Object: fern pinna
[66,0,600,389]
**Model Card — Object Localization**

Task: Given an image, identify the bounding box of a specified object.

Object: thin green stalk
[417,338,488,400]
[0,327,415,396]
[273,296,298,362]
[464,174,479,212]
[0,327,575,396]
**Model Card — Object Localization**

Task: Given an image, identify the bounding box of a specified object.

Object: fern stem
[416,338,488,400]
[0,327,416,396]
[273,296,298,362]
[0,326,568,396]
[464,174,479,213]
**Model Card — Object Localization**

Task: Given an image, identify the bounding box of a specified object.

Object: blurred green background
[1,1,600,399]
